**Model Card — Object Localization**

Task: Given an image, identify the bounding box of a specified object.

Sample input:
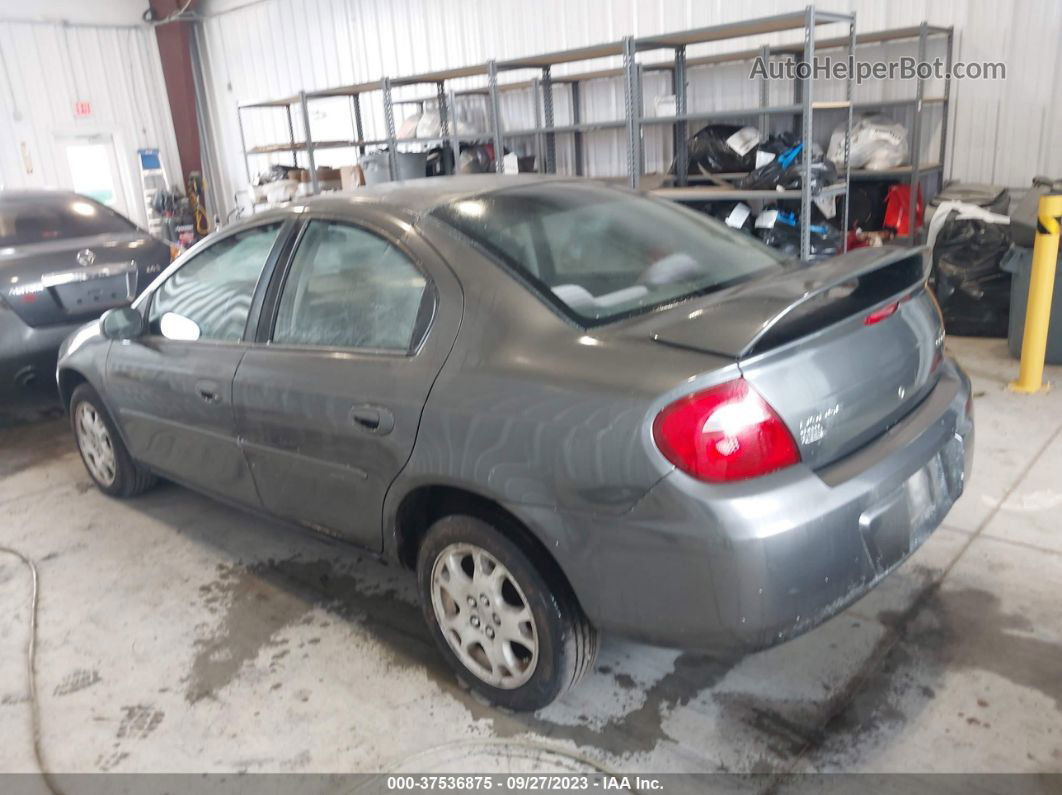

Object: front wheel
[70,383,156,498]
[416,514,597,711]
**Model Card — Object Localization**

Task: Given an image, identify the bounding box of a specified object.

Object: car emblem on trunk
[898,385,906,400]
[77,248,96,267]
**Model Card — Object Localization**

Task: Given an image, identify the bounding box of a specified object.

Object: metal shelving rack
[239,69,506,188]
[643,22,953,246]
[485,8,856,260]
[236,8,952,260]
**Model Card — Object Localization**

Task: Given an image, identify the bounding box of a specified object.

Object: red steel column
[149,0,202,187]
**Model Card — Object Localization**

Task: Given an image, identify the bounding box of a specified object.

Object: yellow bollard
[1010,193,1062,394]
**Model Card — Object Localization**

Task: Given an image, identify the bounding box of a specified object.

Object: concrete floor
[0,337,1060,776]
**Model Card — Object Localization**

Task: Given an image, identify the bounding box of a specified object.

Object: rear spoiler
[651,246,929,359]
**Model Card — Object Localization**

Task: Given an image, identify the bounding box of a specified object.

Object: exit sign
[74,101,92,117]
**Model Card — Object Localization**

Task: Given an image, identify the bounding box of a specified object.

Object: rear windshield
[0,195,138,247]
[433,182,787,325]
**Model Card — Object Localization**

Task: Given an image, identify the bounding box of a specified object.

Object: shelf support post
[436,81,452,175]
[674,45,688,187]
[532,77,544,173]
[488,59,505,173]
[236,107,252,187]
[298,90,319,194]
[799,5,816,261]
[382,77,398,181]
[757,44,770,140]
[622,35,640,189]
[542,66,556,173]
[908,21,927,245]
[447,88,460,176]
[939,28,953,178]
[285,104,297,168]
[351,94,365,156]
[841,16,855,252]
[571,81,584,176]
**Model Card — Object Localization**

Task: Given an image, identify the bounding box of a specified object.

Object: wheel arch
[391,483,583,608]
[57,367,89,411]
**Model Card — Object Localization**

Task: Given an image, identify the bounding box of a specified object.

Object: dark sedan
[0,190,169,395]
[57,175,973,710]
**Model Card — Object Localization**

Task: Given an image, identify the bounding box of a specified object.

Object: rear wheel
[416,514,597,711]
[70,383,156,498]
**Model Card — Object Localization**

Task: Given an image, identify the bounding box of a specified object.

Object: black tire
[70,383,156,498]
[416,514,598,711]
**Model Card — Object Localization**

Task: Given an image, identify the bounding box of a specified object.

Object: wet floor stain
[0,414,67,477]
[808,583,1062,766]
[187,555,738,759]
[878,586,1062,713]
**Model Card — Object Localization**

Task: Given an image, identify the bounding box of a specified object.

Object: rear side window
[0,195,137,246]
[272,220,431,352]
[149,223,282,341]
[433,182,786,326]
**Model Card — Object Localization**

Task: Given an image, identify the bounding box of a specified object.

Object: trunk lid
[0,232,169,327]
[636,246,944,468]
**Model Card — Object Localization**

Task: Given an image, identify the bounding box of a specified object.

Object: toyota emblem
[76,248,96,267]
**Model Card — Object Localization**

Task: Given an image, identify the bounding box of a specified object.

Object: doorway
[58,135,130,218]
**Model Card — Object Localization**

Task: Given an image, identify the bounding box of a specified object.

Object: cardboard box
[340,165,365,191]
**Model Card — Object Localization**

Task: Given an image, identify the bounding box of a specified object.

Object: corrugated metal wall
[0,18,182,228]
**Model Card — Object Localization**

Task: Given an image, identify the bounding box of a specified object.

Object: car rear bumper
[510,357,974,651]
[0,306,81,394]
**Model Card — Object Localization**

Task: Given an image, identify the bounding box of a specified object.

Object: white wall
[192,0,1061,217]
[0,0,150,26]
[0,10,182,228]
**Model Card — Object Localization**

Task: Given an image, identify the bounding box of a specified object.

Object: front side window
[149,223,282,341]
[433,182,788,325]
[272,220,430,352]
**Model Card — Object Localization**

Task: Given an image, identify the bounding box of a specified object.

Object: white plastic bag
[827,115,909,170]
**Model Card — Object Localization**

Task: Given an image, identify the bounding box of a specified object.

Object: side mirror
[100,307,146,341]
[158,312,201,341]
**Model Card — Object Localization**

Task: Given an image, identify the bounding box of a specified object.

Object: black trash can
[1002,246,1062,364]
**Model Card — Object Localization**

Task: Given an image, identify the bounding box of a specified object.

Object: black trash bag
[425,145,453,177]
[739,142,802,189]
[779,158,837,193]
[709,201,755,234]
[685,124,758,174]
[840,182,892,232]
[756,209,843,259]
[736,132,798,185]
[931,215,1012,337]
[757,131,799,157]
[739,142,838,194]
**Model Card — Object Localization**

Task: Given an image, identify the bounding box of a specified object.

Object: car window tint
[273,220,428,352]
[148,223,282,341]
[0,195,138,246]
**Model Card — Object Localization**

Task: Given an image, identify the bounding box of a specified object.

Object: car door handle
[195,379,221,404]
[350,404,394,435]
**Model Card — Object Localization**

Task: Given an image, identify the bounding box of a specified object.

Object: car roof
[0,188,84,205]
[293,173,588,215]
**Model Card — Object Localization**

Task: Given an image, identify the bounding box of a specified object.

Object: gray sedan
[57,175,973,710]
[0,190,169,397]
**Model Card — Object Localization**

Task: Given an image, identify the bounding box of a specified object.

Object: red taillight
[864,301,899,326]
[652,378,801,483]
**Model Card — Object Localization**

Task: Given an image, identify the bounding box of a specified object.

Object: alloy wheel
[430,542,539,689]
[75,402,117,486]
